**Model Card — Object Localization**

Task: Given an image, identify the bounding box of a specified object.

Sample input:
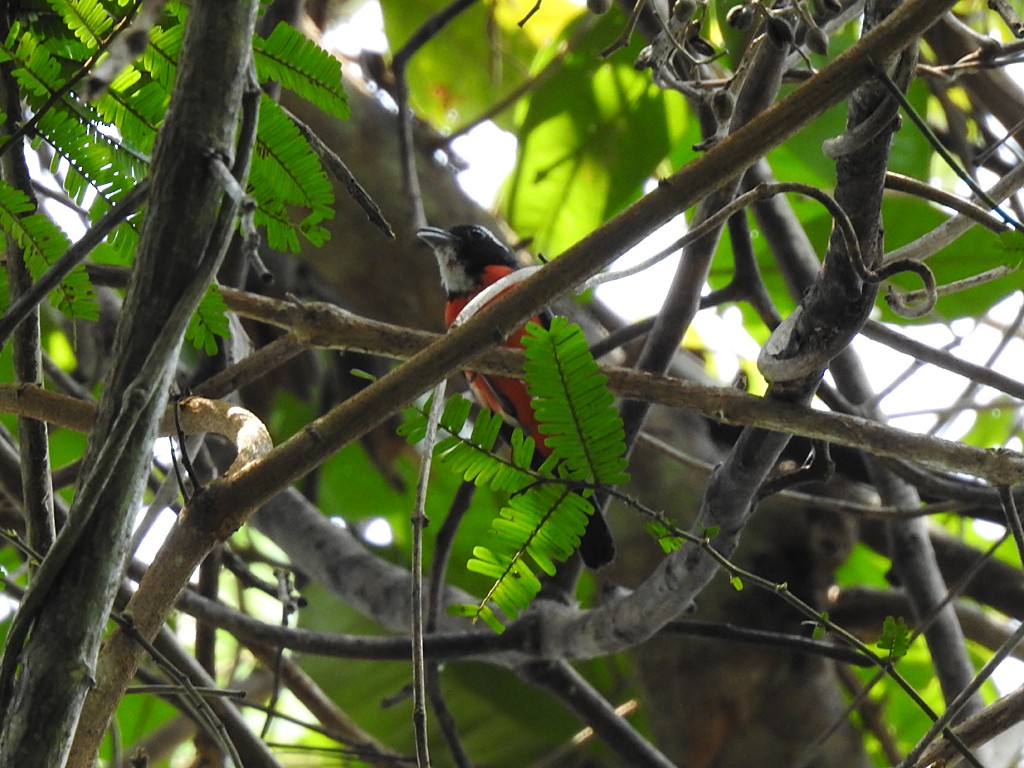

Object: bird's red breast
[445,263,551,456]
[419,223,615,567]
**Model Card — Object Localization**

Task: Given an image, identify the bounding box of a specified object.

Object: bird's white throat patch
[433,246,475,294]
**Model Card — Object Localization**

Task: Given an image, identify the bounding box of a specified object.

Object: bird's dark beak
[416,226,454,249]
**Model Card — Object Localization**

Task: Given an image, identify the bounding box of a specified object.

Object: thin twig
[925,294,1024,437]
[392,0,479,230]
[6,319,1024,486]
[997,485,1024,569]
[427,482,475,630]
[518,0,542,27]
[582,179,937,315]
[409,380,448,766]
[613,491,983,768]
[1,66,56,557]
[600,0,646,58]
[114,616,244,768]
[859,320,1024,401]
[883,171,1008,232]
[280,103,393,238]
[191,333,307,400]
[442,24,588,145]
[884,162,1024,266]
[425,666,472,767]
[898,619,1024,768]
[873,65,1021,229]
[520,662,676,768]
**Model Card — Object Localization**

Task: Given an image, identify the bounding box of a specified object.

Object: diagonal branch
[189,0,960,532]
[0,2,262,764]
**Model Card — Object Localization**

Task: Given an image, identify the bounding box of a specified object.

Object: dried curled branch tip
[880,261,939,319]
[162,397,273,477]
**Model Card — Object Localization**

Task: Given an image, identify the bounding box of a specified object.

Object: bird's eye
[468,228,484,239]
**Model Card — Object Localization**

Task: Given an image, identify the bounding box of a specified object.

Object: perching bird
[417,223,615,568]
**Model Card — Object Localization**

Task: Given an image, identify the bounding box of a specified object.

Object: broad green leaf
[501,13,693,257]
[961,406,1018,449]
[379,0,581,132]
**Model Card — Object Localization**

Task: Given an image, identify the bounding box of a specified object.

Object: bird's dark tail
[579,506,615,568]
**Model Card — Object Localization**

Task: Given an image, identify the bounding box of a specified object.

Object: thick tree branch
[0,2,262,765]
[619,23,788,448]
[0,7,968,760]
[183,0,958,535]
[0,64,55,558]
[5,350,1023,488]
[830,0,981,716]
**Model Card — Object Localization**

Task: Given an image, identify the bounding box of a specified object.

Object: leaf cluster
[403,317,628,632]
[0,1,347,349]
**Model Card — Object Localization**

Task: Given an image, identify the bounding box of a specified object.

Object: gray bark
[0,1,259,765]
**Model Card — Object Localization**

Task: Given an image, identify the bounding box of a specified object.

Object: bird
[417,223,615,568]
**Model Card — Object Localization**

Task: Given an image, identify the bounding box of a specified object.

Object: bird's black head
[417,224,519,295]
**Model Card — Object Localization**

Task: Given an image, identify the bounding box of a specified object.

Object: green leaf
[402,394,538,494]
[877,615,911,662]
[448,602,505,634]
[254,22,348,119]
[36,107,145,205]
[402,318,628,630]
[879,198,1021,322]
[0,179,95,320]
[4,30,66,103]
[812,615,827,641]
[996,228,1024,257]
[93,70,168,155]
[142,19,184,91]
[349,368,378,382]
[46,0,112,49]
[647,520,684,553]
[501,13,692,256]
[521,317,629,486]
[962,407,1018,449]
[464,482,593,627]
[249,95,335,252]
[185,284,230,356]
[379,0,574,132]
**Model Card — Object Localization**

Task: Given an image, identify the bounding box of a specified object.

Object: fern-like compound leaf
[253,23,348,119]
[523,316,630,486]
[250,96,334,252]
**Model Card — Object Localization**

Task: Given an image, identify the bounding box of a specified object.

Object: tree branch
[0,61,55,557]
[5,1,262,763]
